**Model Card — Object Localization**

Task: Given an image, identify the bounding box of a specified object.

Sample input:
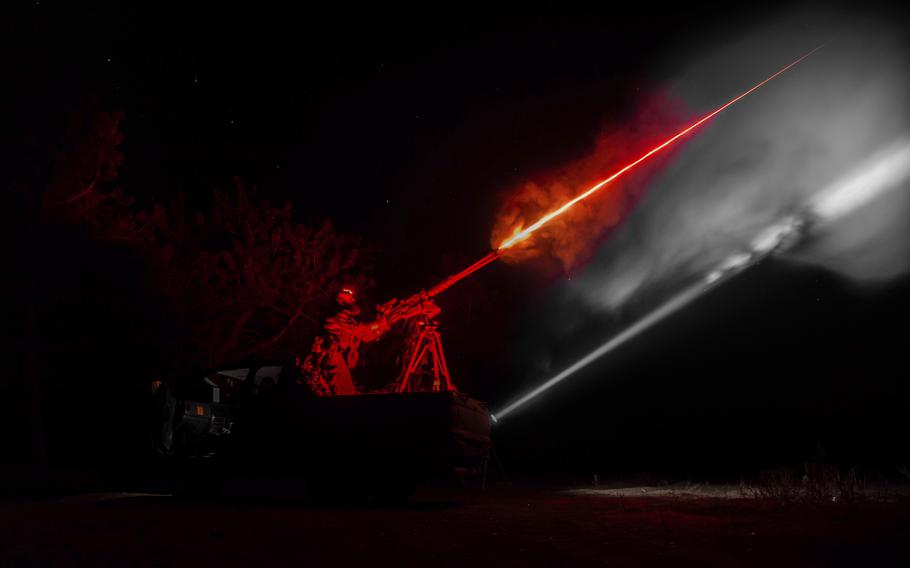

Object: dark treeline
[4,102,370,474]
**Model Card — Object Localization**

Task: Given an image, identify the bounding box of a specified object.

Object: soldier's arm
[323,315,346,340]
[356,316,391,343]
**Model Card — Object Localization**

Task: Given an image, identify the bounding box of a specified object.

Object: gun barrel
[427,250,501,297]
[383,249,501,320]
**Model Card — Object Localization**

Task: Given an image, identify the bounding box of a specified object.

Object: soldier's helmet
[336,286,357,307]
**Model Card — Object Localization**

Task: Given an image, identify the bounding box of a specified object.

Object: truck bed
[220,387,493,498]
[290,391,492,470]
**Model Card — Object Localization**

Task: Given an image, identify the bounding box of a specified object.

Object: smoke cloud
[491,94,689,268]
[569,12,910,313]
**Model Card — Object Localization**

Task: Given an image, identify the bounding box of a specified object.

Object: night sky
[5,2,910,477]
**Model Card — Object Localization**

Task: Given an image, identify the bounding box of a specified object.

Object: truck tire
[175,459,225,499]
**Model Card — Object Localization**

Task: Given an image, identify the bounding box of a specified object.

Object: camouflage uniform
[303,306,389,395]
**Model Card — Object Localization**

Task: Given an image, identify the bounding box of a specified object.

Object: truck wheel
[174,455,224,499]
[176,470,224,499]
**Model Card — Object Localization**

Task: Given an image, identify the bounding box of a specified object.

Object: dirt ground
[2,484,909,567]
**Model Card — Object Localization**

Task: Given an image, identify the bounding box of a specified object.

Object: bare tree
[122,177,372,370]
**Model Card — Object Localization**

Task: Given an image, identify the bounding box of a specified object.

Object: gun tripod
[397,317,454,393]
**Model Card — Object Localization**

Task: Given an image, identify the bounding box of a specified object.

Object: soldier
[302,287,390,395]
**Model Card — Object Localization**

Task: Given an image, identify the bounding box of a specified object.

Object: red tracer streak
[498,45,824,250]
[428,45,823,296]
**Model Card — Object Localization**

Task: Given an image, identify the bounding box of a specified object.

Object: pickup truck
[152,361,492,501]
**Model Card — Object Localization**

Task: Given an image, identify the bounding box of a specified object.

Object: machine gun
[301,250,502,395]
[380,251,501,393]
[375,290,448,393]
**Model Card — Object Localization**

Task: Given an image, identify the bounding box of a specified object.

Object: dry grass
[742,461,863,504]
